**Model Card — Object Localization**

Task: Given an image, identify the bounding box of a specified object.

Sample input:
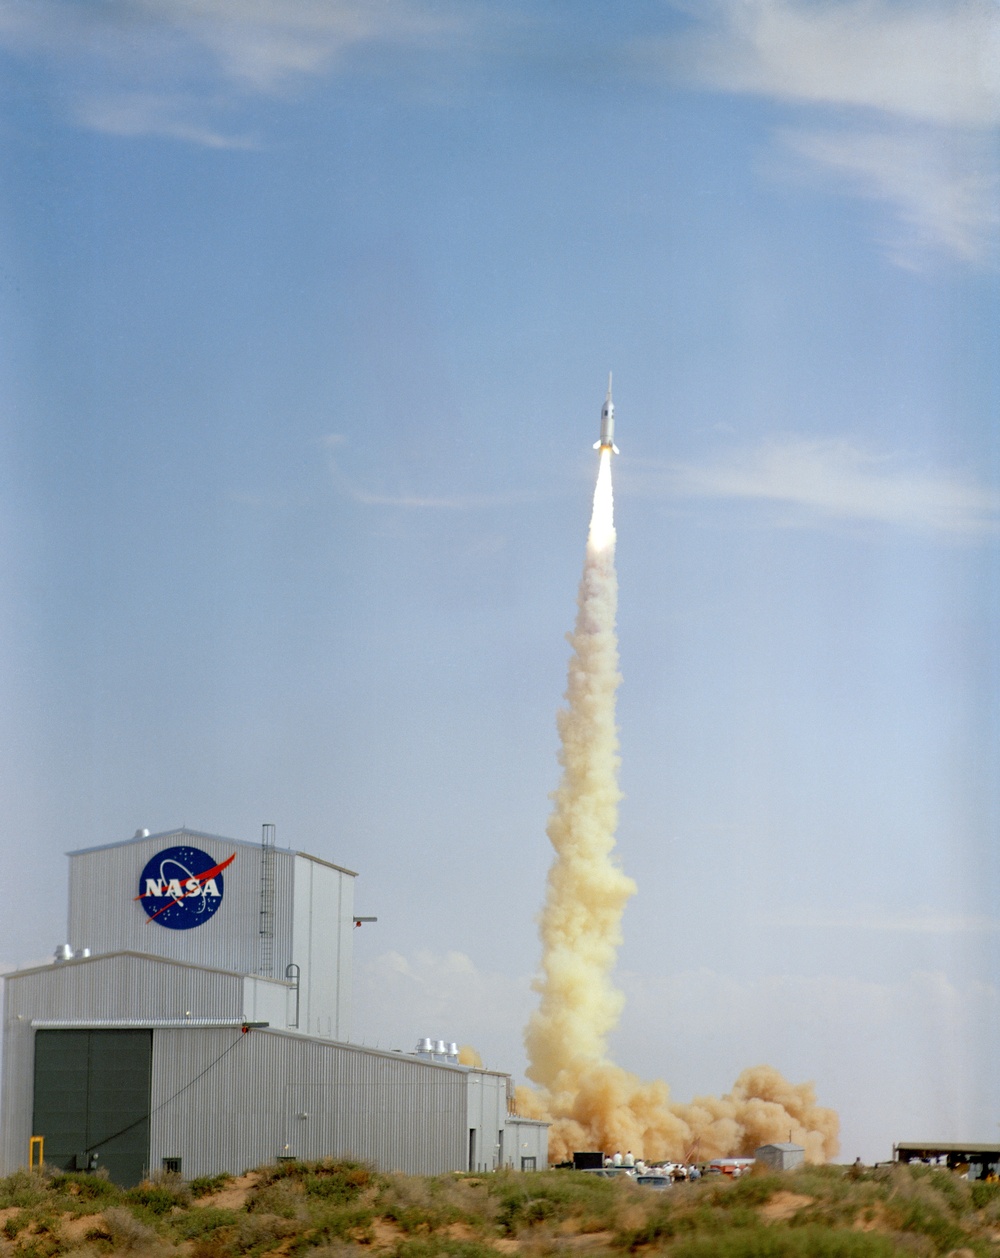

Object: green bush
[970,1181,1000,1210]
[392,1241,502,1258]
[718,1174,784,1207]
[246,1177,308,1220]
[488,1169,619,1234]
[0,1169,50,1209]
[667,1225,903,1257]
[170,1206,242,1239]
[231,1213,297,1253]
[101,1205,164,1252]
[123,1183,182,1215]
[892,1197,966,1251]
[3,1211,29,1239]
[189,1173,235,1199]
[49,1172,121,1206]
[296,1204,376,1248]
[375,1172,485,1235]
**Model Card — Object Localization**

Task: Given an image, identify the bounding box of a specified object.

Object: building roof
[66,827,357,877]
[895,1142,1000,1156]
[4,949,292,984]
[757,1143,805,1153]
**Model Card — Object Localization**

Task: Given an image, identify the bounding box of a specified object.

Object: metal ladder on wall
[258,823,275,977]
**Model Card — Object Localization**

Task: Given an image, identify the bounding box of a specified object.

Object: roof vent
[54,944,73,963]
[134,828,150,838]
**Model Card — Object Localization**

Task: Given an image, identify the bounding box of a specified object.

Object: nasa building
[0,827,547,1185]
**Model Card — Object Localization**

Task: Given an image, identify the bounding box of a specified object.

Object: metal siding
[504,1119,550,1170]
[290,857,354,1041]
[464,1072,510,1170]
[67,833,296,975]
[0,954,283,1173]
[149,1029,467,1177]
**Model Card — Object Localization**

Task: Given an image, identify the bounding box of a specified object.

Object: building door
[33,1029,152,1186]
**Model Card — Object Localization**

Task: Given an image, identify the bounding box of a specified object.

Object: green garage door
[33,1029,152,1186]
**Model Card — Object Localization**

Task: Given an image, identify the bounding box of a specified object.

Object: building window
[521,1157,537,1172]
[162,1158,182,1175]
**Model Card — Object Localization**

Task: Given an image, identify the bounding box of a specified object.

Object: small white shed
[755,1142,805,1171]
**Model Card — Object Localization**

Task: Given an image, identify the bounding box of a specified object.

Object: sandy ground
[759,1191,814,1222]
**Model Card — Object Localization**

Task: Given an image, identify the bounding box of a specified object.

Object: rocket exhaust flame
[520,420,838,1165]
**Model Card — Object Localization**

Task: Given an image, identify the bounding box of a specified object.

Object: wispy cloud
[662,0,1000,127]
[644,0,1000,266]
[353,949,533,1069]
[781,124,998,267]
[652,436,999,535]
[74,92,256,149]
[0,0,463,144]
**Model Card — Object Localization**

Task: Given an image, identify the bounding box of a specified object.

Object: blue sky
[1,0,998,1163]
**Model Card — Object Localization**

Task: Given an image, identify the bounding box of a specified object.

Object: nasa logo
[136,846,236,930]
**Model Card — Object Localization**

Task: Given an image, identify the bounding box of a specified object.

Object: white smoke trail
[523,449,636,1095]
[519,442,839,1165]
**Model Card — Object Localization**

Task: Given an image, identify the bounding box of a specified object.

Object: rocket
[594,373,619,454]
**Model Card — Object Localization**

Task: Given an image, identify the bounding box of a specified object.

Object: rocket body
[594,375,619,453]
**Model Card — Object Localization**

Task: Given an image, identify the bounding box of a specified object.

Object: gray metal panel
[503,1119,550,1170]
[465,1071,509,1171]
[66,832,297,977]
[290,856,354,1040]
[149,1029,468,1177]
[0,953,286,1174]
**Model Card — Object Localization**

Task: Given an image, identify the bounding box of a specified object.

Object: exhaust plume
[520,447,838,1164]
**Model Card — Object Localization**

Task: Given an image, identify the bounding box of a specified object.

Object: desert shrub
[50,1173,121,1207]
[3,1211,30,1239]
[124,1181,186,1215]
[0,1168,50,1209]
[190,1173,235,1199]
[616,1203,682,1250]
[246,1177,308,1220]
[970,1181,1000,1210]
[786,1165,853,1202]
[667,1225,903,1257]
[298,1203,376,1247]
[101,1206,164,1252]
[718,1174,784,1207]
[259,1158,377,1204]
[376,1173,493,1235]
[303,1167,375,1203]
[891,1197,966,1252]
[301,1246,367,1258]
[392,1241,503,1258]
[488,1170,620,1235]
[170,1206,242,1239]
[921,1168,970,1214]
[230,1213,298,1253]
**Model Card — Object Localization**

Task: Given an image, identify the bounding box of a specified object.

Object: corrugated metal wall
[464,1071,508,1171]
[65,831,356,1042]
[503,1119,549,1170]
[290,856,354,1040]
[67,831,296,976]
[150,1028,469,1178]
[0,954,288,1174]
[3,958,547,1179]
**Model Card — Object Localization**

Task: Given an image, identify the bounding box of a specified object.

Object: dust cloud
[518,446,839,1164]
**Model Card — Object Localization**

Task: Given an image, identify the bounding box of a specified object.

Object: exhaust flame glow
[519,441,839,1165]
